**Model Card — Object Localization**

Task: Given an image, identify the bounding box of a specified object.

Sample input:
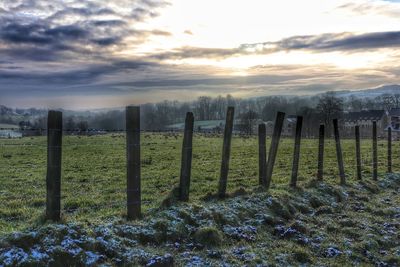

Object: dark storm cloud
[0,46,80,61]
[153,31,400,60]
[0,60,157,85]
[0,22,88,45]
[270,31,400,51]
[48,6,117,20]
[0,0,171,62]
[92,20,127,27]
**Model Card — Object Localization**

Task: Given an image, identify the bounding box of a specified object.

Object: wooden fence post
[290,116,303,187]
[258,123,266,186]
[388,127,392,173]
[265,112,285,189]
[372,121,378,180]
[179,112,194,201]
[46,110,62,221]
[218,107,235,198]
[333,119,346,185]
[355,125,362,180]
[126,106,141,220]
[317,124,324,180]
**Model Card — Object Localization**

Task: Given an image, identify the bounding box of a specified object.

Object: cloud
[152,31,400,60]
[152,46,243,60]
[0,0,399,108]
[265,31,400,51]
[337,1,400,17]
[0,22,88,45]
[0,59,157,87]
[1,57,397,98]
[0,0,171,62]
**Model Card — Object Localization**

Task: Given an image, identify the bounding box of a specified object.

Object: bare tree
[382,94,400,110]
[347,95,364,111]
[298,106,319,137]
[196,96,212,120]
[65,117,76,131]
[238,110,259,135]
[316,92,343,136]
[77,121,88,134]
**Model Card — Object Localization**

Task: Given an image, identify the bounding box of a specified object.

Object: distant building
[282,115,298,137]
[166,120,225,133]
[388,108,400,138]
[264,115,298,137]
[341,110,388,137]
[0,124,22,138]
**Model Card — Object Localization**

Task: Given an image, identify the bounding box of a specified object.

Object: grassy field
[0,133,398,234]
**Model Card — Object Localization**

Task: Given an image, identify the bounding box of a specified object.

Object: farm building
[166,120,225,133]
[0,124,22,138]
[264,115,298,137]
[282,115,298,137]
[388,108,400,138]
[341,110,388,137]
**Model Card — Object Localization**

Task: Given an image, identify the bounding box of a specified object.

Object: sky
[0,0,400,109]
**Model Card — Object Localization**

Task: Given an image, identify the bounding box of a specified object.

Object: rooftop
[343,110,385,122]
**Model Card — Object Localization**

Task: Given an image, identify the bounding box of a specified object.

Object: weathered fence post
[333,119,346,185]
[372,121,378,180]
[265,112,285,189]
[218,107,235,198]
[126,106,141,220]
[317,124,324,180]
[388,127,392,173]
[179,112,194,201]
[355,125,362,180]
[258,123,266,186]
[46,110,62,221]
[290,116,303,187]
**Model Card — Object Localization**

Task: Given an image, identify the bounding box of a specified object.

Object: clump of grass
[359,181,380,193]
[268,198,294,220]
[194,226,224,247]
[315,206,333,215]
[308,196,326,208]
[288,220,309,234]
[160,187,180,208]
[292,247,312,263]
[2,153,12,159]
[292,202,312,214]
[262,214,282,226]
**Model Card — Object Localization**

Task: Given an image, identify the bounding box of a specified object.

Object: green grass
[0,133,398,234]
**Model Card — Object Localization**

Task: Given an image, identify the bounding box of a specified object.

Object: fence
[0,106,398,228]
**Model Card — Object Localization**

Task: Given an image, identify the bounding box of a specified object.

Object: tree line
[2,92,400,136]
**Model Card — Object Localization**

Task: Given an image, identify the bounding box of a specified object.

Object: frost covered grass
[0,173,399,266]
[0,133,399,234]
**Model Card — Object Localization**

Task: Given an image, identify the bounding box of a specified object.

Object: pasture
[0,133,398,233]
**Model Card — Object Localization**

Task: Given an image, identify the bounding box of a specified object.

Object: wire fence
[0,113,399,232]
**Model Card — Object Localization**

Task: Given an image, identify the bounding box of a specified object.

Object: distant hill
[329,84,400,98]
[0,105,14,116]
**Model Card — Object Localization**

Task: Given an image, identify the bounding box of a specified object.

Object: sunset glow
[0,0,400,108]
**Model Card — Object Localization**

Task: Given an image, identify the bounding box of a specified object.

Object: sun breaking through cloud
[0,0,399,109]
